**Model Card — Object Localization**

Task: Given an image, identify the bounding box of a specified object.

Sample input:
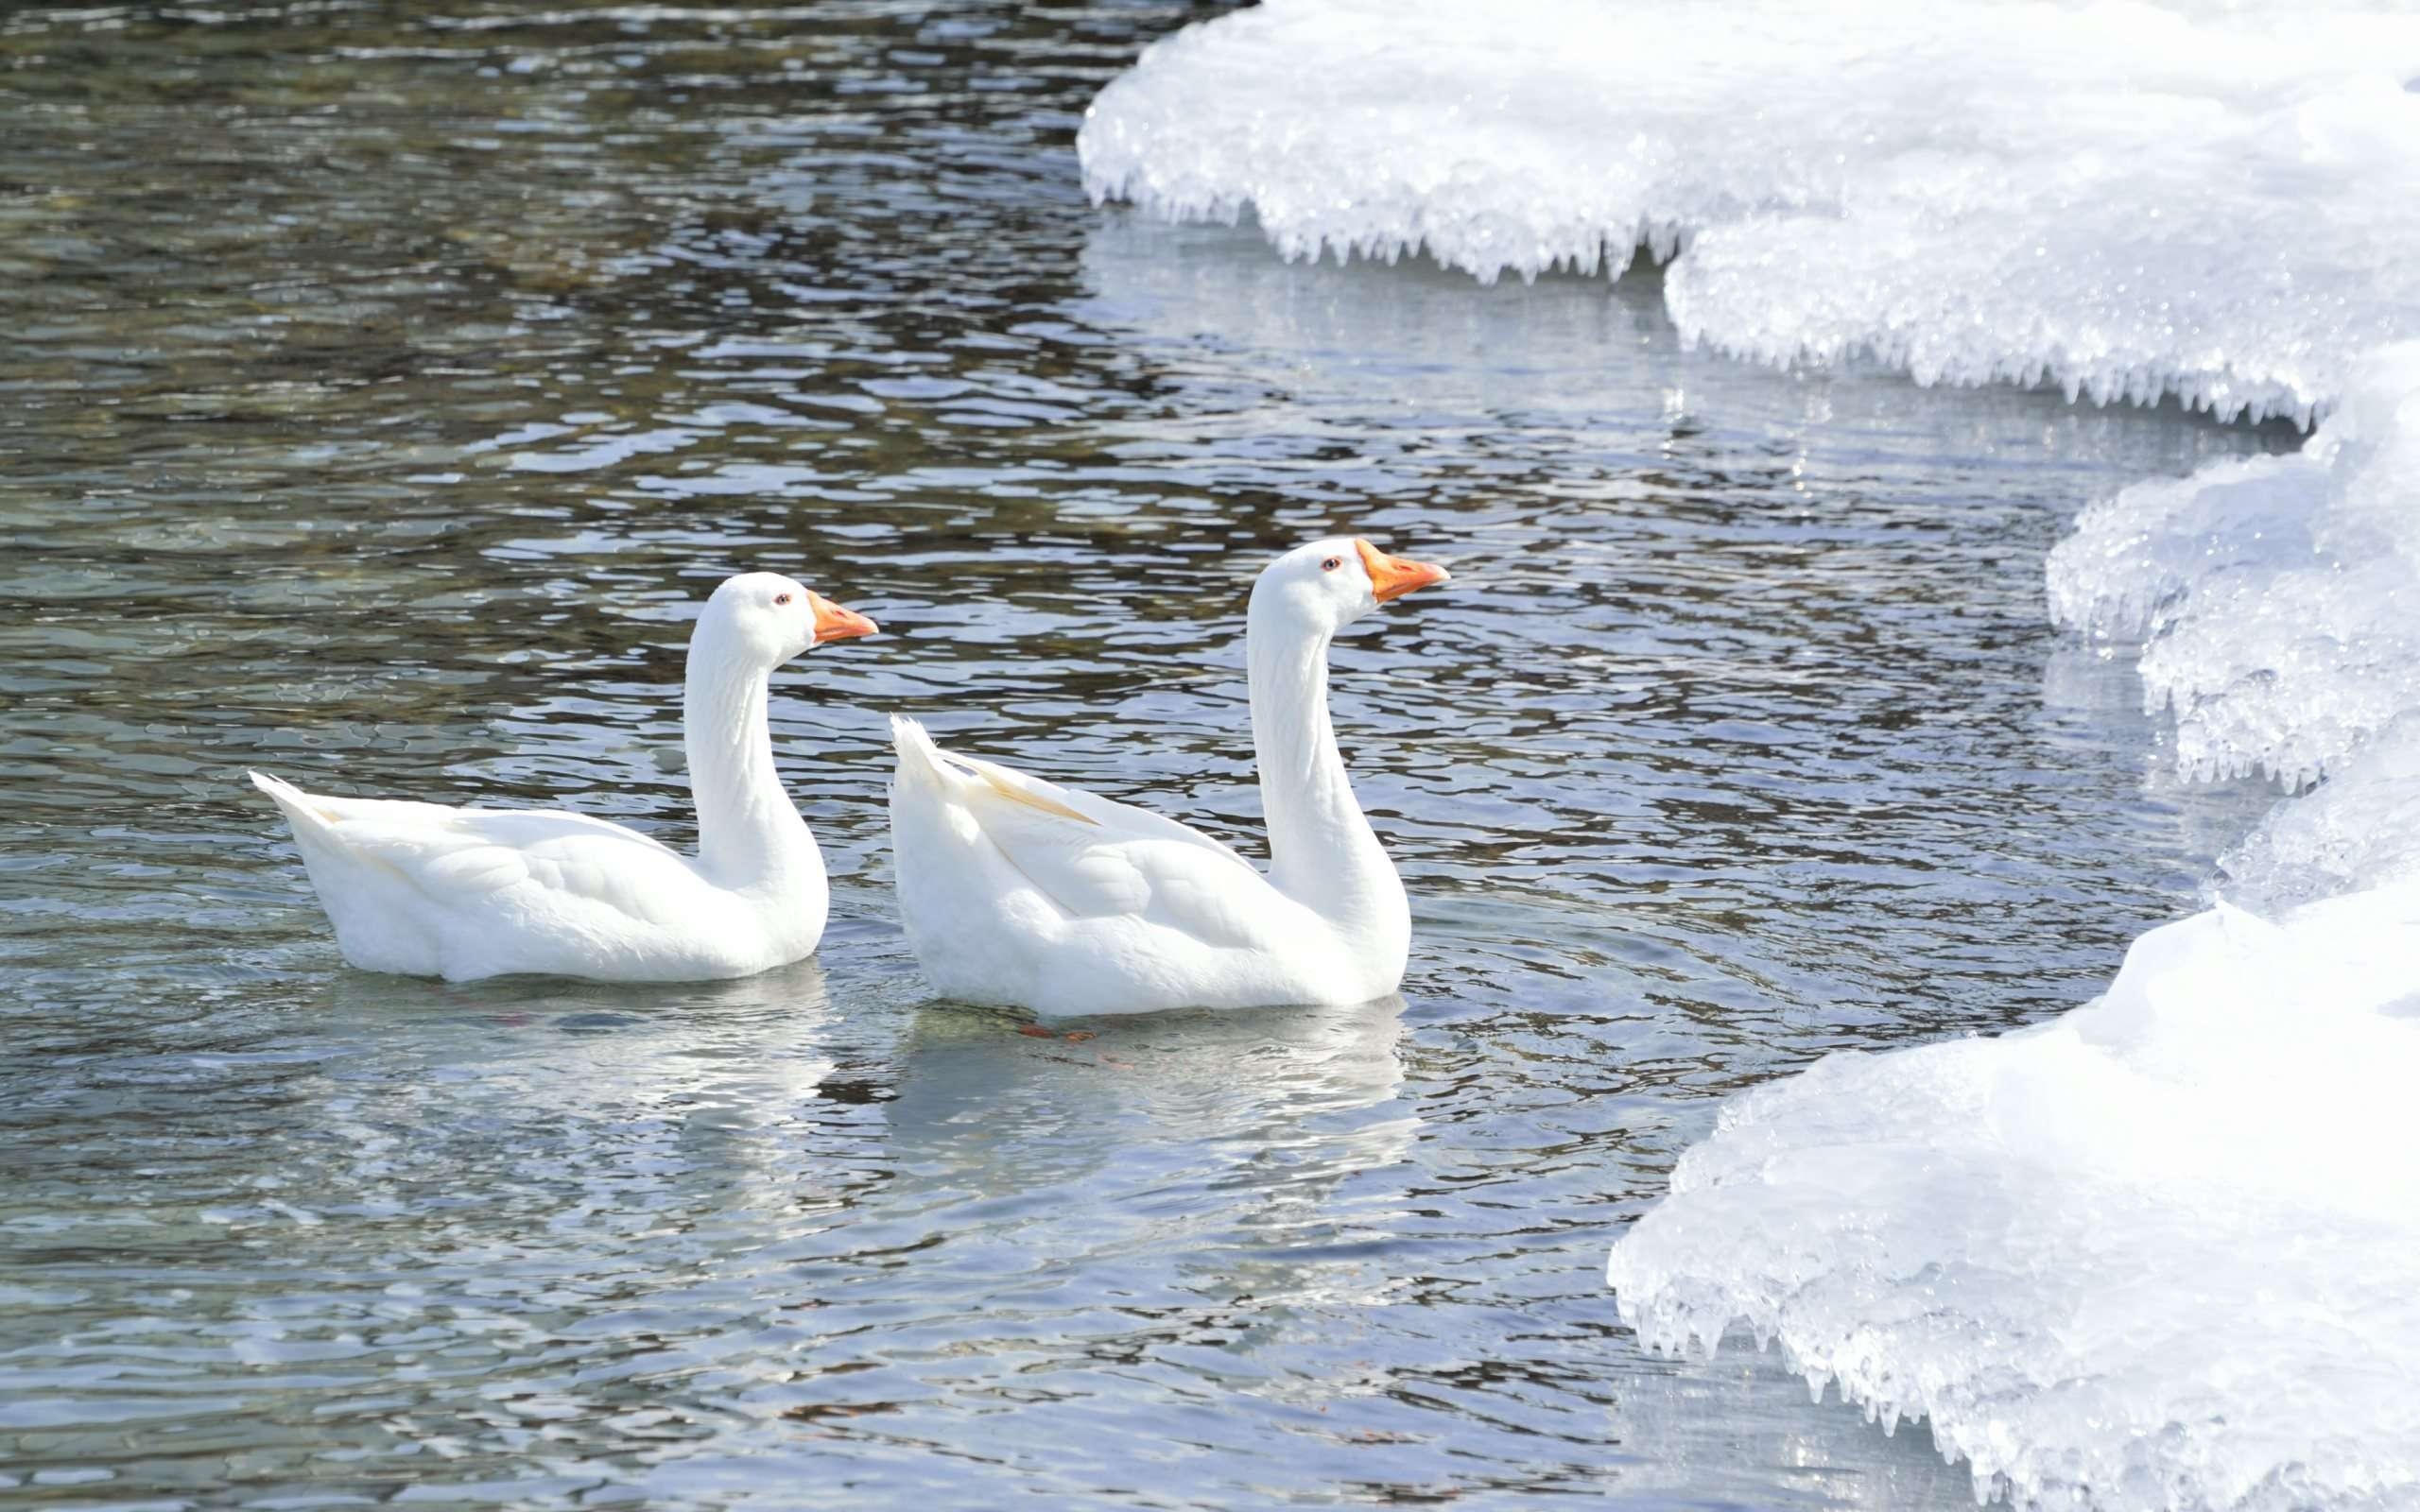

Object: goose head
[1252,537,1452,635]
[698,571,878,668]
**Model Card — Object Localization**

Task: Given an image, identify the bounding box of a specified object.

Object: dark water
[0,4,2296,1507]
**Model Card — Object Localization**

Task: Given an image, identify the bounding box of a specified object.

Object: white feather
[251,571,870,983]
[886,538,1448,1015]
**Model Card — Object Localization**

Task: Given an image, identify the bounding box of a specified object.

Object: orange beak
[806,591,878,644]
[1355,538,1452,603]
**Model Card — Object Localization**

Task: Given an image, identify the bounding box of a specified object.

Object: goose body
[253,573,876,984]
[888,538,1450,1016]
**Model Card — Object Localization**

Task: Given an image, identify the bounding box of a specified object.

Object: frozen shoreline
[1083,4,2420,1506]
[1082,0,2420,427]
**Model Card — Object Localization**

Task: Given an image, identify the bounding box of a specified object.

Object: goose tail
[889,715,955,792]
[887,717,1098,825]
[250,770,344,837]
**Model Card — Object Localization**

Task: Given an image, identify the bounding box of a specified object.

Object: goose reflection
[34,962,884,1488]
[874,992,1419,1312]
[304,960,873,1257]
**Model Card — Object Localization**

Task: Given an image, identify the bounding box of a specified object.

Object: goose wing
[251,770,703,929]
[888,718,1288,950]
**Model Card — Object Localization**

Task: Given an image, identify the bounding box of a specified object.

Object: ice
[1606,878,2420,1511]
[1087,5,2420,1507]
[2048,345,2420,788]
[1085,5,2420,1505]
[2219,717,2420,913]
[1080,0,2420,425]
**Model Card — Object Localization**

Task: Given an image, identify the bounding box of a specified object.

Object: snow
[2219,714,2420,913]
[1080,0,2420,426]
[2048,345,2420,789]
[1605,877,2420,1511]
[1082,5,2420,1509]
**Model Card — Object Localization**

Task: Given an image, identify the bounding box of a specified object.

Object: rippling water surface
[0,4,2300,1507]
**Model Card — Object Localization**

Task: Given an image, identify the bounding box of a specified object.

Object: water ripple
[0,2,2293,1506]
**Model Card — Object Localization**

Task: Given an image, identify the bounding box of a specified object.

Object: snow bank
[1605,877,2420,1511]
[2048,346,2420,790]
[2219,715,2420,913]
[1080,0,2420,425]
[1084,5,2420,1508]
[1607,313,2420,1507]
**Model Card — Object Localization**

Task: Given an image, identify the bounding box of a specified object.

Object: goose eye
[774,593,793,607]
[1320,556,1341,572]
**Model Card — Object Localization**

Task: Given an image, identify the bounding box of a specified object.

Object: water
[0,4,2301,1506]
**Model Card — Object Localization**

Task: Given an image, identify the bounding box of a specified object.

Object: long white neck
[683,627,820,895]
[1248,594,1409,966]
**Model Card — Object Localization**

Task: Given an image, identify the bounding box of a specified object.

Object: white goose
[252,572,876,984]
[888,537,1450,1015]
